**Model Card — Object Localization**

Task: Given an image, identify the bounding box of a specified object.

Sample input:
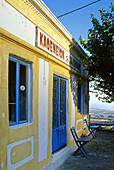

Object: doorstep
[42,145,76,170]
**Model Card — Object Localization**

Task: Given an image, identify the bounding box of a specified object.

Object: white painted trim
[22,0,87,58]
[7,136,34,170]
[70,74,76,141]
[84,115,87,120]
[83,121,87,132]
[33,0,72,41]
[76,119,83,133]
[9,122,33,129]
[38,58,49,162]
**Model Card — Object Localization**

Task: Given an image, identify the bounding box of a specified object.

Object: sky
[42,0,114,111]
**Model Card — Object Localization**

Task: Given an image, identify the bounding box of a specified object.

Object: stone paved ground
[57,130,114,170]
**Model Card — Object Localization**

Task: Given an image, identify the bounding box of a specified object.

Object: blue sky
[43,0,114,111]
[43,0,112,43]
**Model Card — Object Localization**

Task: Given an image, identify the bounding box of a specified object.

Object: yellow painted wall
[11,141,32,164]
[0,0,89,169]
[0,28,89,170]
[0,30,39,169]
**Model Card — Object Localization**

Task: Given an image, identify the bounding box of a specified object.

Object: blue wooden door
[52,75,66,152]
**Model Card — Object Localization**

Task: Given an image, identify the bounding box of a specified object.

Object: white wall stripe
[70,75,76,141]
[38,58,49,162]
[76,119,83,133]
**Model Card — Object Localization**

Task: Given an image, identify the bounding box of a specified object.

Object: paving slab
[58,130,114,170]
[44,130,114,170]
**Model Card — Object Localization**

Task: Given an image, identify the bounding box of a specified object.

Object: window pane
[60,79,66,126]
[78,83,81,111]
[53,77,59,128]
[9,60,16,123]
[19,64,27,121]
[71,74,76,106]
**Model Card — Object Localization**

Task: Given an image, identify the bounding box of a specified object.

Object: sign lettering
[36,27,81,72]
[37,28,70,65]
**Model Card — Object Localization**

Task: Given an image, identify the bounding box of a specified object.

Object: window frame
[77,82,83,113]
[84,81,88,116]
[9,55,32,126]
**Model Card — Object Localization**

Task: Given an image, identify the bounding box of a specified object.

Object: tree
[79,3,114,103]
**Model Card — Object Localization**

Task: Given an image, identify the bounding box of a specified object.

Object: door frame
[52,74,69,152]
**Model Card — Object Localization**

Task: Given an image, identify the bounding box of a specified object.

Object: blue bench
[71,127,90,157]
[84,119,99,138]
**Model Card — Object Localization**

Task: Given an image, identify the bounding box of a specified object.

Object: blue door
[52,75,67,152]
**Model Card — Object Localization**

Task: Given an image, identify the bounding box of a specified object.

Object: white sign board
[36,27,70,65]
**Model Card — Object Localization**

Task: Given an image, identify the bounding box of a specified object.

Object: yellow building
[0,0,89,169]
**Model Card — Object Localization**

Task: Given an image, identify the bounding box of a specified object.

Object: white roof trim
[32,0,73,41]
[26,0,87,57]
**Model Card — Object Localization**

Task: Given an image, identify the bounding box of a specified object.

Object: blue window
[8,55,32,126]
[78,83,83,113]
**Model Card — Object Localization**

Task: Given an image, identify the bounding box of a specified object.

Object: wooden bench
[71,127,90,157]
[84,119,99,138]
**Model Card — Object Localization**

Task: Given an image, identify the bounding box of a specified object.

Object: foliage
[79,3,114,103]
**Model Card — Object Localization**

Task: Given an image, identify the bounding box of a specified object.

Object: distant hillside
[89,108,114,119]
[90,108,114,114]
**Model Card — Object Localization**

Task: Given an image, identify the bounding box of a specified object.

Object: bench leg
[88,129,96,138]
[73,142,89,157]
[73,147,87,157]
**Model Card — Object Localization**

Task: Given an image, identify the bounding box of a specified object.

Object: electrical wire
[57,0,101,18]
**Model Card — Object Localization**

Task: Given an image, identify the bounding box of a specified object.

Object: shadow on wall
[70,73,77,107]
[69,38,88,107]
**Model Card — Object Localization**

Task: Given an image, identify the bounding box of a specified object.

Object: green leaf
[79,3,114,103]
